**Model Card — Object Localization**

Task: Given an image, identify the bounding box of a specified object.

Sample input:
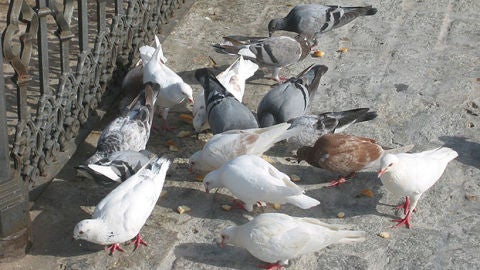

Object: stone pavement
[2,0,480,269]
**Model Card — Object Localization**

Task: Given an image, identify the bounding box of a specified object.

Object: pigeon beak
[188,166,193,174]
[377,168,386,178]
[268,31,273,37]
[188,97,194,104]
[220,236,225,248]
[205,186,210,194]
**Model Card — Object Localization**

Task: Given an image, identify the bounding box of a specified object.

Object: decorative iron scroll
[2,0,188,188]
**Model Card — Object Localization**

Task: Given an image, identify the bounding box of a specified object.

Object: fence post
[0,36,30,261]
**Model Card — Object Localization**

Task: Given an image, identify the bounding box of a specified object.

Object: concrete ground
[3,0,480,269]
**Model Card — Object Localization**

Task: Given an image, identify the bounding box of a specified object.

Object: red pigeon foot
[395,196,410,215]
[232,199,247,210]
[326,177,348,187]
[106,243,124,255]
[393,210,412,229]
[131,233,148,251]
[258,262,284,270]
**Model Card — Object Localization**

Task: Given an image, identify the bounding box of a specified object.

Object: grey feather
[77,150,154,186]
[213,35,313,81]
[86,85,157,164]
[268,4,378,41]
[257,65,328,128]
[195,68,258,134]
[287,108,378,150]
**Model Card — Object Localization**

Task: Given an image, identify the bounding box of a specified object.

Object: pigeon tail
[336,230,367,244]
[339,6,378,16]
[254,123,300,149]
[285,194,320,209]
[212,44,241,56]
[331,108,377,133]
[430,147,459,161]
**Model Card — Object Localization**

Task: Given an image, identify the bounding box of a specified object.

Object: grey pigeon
[195,68,258,134]
[76,150,154,187]
[257,64,328,128]
[85,84,157,164]
[268,4,378,44]
[213,35,313,81]
[286,108,377,150]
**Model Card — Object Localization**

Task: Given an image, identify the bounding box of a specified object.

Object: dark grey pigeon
[213,35,313,81]
[195,68,259,134]
[268,4,377,44]
[86,84,158,164]
[286,108,378,150]
[77,150,155,187]
[257,64,328,128]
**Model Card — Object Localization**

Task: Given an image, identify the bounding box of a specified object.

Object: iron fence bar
[36,0,50,96]
[78,0,88,52]
[0,40,9,181]
[97,0,106,34]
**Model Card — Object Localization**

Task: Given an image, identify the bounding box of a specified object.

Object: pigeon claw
[326,177,348,188]
[258,262,285,270]
[232,199,247,210]
[131,233,148,251]
[392,210,412,229]
[106,243,124,255]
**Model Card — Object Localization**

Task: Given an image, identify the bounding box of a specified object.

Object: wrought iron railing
[0,0,191,260]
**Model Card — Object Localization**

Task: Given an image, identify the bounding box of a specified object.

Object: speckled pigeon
[195,68,258,135]
[257,64,328,128]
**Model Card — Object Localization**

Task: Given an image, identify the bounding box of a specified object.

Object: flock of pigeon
[73,4,459,269]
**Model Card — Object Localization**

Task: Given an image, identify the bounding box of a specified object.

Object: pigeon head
[188,151,202,173]
[181,83,194,103]
[295,64,328,101]
[268,18,286,37]
[296,146,313,164]
[73,219,110,244]
[220,225,239,247]
[203,170,222,193]
[378,153,400,177]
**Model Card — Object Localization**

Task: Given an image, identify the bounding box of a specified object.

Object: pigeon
[297,133,414,187]
[119,36,167,110]
[213,35,313,81]
[142,35,194,131]
[85,84,157,164]
[220,213,366,269]
[286,108,377,150]
[195,68,258,134]
[76,150,154,187]
[193,56,259,133]
[378,147,458,228]
[268,4,378,45]
[257,64,328,128]
[189,123,300,173]
[203,155,320,211]
[73,156,171,255]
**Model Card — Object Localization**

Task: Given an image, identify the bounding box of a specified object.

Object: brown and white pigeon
[213,35,313,81]
[378,147,458,228]
[297,133,413,187]
[220,213,366,269]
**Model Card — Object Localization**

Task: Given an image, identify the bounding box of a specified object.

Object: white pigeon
[378,147,458,228]
[119,36,167,110]
[193,56,258,133]
[203,155,320,211]
[73,156,171,255]
[189,123,300,173]
[142,35,194,131]
[220,213,366,269]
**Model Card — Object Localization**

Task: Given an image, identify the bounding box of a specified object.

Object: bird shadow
[439,136,480,169]
[159,186,258,222]
[174,242,261,269]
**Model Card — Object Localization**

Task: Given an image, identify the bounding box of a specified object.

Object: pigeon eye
[79,231,84,234]
[388,163,393,167]
[205,182,210,186]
